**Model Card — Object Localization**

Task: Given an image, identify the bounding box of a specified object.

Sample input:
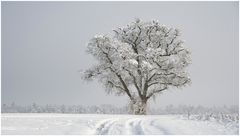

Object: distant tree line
[150,104,239,115]
[1,102,238,115]
[1,102,128,114]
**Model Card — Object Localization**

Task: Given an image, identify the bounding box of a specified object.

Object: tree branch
[133,25,142,46]
[96,41,133,100]
[107,81,125,91]
[146,86,167,99]
[123,68,143,99]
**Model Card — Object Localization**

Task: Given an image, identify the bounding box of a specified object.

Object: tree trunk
[129,98,147,115]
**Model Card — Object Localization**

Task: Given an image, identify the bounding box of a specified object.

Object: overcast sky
[2,1,238,108]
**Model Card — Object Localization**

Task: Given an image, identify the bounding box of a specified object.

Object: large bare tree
[82,19,191,115]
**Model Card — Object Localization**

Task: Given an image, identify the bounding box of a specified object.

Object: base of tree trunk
[128,99,147,115]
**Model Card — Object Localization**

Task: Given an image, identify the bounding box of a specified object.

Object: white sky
[2,1,238,108]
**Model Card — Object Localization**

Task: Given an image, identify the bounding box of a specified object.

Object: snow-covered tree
[83,19,191,115]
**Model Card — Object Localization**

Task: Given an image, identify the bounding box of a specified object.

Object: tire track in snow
[126,118,145,135]
[107,122,124,134]
[149,119,171,135]
[137,118,169,135]
[139,119,164,135]
[94,118,119,135]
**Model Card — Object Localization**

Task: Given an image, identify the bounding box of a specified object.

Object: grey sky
[2,1,238,108]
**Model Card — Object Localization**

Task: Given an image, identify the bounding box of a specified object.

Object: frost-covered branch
[147,86,168,99]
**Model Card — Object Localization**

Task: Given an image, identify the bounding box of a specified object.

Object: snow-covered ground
[1,113,238,135]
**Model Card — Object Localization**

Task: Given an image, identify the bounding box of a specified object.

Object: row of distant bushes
[1,103,238,116]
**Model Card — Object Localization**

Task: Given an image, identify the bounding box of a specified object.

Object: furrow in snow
[125,118,144,135]
[94,118,119,135]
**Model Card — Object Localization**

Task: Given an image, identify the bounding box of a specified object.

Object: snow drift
[1,113,238,135]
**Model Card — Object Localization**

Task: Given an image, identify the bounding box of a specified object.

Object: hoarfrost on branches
[83,19,191,115]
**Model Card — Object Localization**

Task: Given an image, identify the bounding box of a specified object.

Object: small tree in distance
[82,19,191,115]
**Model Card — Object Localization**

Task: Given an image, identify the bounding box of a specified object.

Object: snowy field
[1,113,238,135]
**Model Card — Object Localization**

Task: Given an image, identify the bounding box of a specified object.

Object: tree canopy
[83,19,191,114]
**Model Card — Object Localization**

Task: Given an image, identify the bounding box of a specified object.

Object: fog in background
[2,2,238,108]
